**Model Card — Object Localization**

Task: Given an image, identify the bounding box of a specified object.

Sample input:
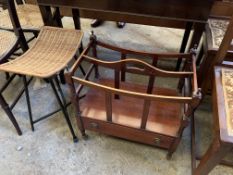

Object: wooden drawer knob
[154,137,161,145]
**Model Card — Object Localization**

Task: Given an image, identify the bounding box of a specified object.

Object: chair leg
[23,76,34,131]
[0,94,22,135]
[49,78,78,143]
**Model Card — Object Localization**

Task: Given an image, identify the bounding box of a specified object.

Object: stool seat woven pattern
[0,4,43,30]
[0,26,83,78]
[222,68,233,136]
[0,29,17,58]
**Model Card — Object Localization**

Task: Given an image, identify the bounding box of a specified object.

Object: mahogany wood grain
[80,78,182,137]
[28,0,233,24]
[37,0,214,23]
[210,1,233,18]
[37,0,214,61]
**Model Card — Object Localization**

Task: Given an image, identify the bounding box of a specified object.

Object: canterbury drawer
[82,117,174,149]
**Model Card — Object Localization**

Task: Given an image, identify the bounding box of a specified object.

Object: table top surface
[37,0,214,23]
[214,65,233,144]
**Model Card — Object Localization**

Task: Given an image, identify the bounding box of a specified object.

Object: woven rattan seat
[0,4,43,30]
[0,29,17,58]
[0,26,83,78]
[0,0,80,140]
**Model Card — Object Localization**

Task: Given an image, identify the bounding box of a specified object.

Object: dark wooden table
[36,0,214,68]
[194,65,233,175]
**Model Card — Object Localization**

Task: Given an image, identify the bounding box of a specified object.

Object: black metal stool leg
[0,94,22,135]
[59,70,66,84]
[49,78,78,142]
[79,42,84,54]
[74,55,86,76]
[54,76,67,106]
[33,31,39,38]
[79,65,86,76]
[23,76,34,131]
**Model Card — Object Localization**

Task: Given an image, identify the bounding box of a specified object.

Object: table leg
[72,9,81,29]
[39,5,54,26]
[189,23,205,50]
[54,7,63,27]
[176,22,193,71]
[194,137,232,175]
[176,22,204,71]
[72,9,83,53]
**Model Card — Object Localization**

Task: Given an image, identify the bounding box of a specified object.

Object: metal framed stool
[0,9,29,135]
[0,0,83,142]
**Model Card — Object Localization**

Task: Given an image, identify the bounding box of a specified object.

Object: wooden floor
[80,78,182,137]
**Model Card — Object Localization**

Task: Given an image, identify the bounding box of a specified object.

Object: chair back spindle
[140,100,151,129]
[147,56,158,94]
[105,92,112,122]
[121,53,126,81]
[114,69,120,99]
